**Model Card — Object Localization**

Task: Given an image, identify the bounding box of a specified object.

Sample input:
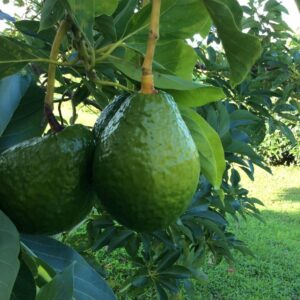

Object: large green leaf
[22,235,116,300]
[0,37,45,79]
[170,86,225,107]
[36,264,74,300]
[0,74,31,136]
[203,0,262,86]
[125,0,211,39]
[0,83,45,153]
[127,40,198,80]
[180,107,226,189]
[108,51,201,90]
[65,0,95,44]
[10,260,36,300]
[0,210,20,300]
[295,0,300,12]
[39,0,65,31]
[95,1,118,16]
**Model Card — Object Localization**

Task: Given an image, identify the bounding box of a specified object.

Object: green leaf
[40,0,65,31]
[0,74,31,136]
[65,0,95,44]
[22,235,116,300]
[0,37,44,79]
[95,1,118,16]
[10,260,36,300]
[0,82,46,153]
[203,0,262,86]
[36,264,74,300]
[0,210,20,300]
[108,53,201,90]
[114,0,138,38]
[125,0,211,39]
[225,140,261,160]
[127,40,198,80]
[295,0,300,12]
[180,107,226,189]
[170,86,225,107]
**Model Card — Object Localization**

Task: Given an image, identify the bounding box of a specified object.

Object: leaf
[225,140,261,160]
[114,0,138,38]
[36,264,74,300]
[203,0,262,86]
[21,235,116,300]
[0,210,20,300]
[108,230,134,252]
[0,37,44,79]
[95,1,118,16]
[159,266,192,279]
[108,53,201,90]
[65,0,95,45]
[125,0,212,39]
[40,0,65,31]
[295,0,300,12]
[170,86,225,107]
[127,40,198,80]
[0,82,46,153]
[0,74,31,136]
[10,260,36,300]
[180,107,226,189]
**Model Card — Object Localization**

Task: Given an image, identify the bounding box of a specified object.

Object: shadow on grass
[275,187,300,203]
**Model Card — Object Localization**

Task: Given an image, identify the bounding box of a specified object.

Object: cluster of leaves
[196,0,300,164]
[0,0,299,299]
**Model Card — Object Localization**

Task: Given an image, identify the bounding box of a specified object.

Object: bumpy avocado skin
[93,92,200,232]
[0,125,95,235]
[93,94,126,140]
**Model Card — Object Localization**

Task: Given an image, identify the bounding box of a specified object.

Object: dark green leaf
[65,0,95,44]
[0,74,31,136]
[22,235,116,300]
[157,251,181,272]
[40,0,65,31]
[95,1,118,16]
[0,210,20,300]
[10,260,36,300]
[108,230,134,252]
[125,0,211,39]
[0,82,46,153]
[203,0,262,85]
[159,266,192,279]
[0,37,45,79]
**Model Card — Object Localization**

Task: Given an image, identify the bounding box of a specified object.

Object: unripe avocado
[93,91,200,232]
[0,125,95,235]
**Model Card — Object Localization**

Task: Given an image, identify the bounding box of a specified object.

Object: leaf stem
[141,0,161,94]
[44,20,70,132]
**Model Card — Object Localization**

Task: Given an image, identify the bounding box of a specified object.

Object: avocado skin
[93,92,200,232]
[0,125,94,235]
[93,94,126,140]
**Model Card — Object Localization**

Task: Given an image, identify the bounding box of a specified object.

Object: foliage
[0,0,299,299]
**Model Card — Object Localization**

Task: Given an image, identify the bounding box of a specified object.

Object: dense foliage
[0,0,299,299]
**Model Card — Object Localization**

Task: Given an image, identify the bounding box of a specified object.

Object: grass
[196,166,300,300]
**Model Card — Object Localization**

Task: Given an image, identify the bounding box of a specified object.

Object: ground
[196,166,300,300]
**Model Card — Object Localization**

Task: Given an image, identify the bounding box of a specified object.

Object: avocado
[0,125,95,234]
[93,91,200,232]
[93,94,127,140]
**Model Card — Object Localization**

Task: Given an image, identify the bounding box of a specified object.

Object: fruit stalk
[141,0,161,94]
[44,19,70,132]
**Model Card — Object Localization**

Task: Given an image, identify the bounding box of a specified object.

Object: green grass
[196,166,300,300]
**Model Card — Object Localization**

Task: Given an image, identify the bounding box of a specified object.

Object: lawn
[196,166,300,300]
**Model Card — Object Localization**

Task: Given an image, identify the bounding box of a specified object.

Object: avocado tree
[0,0,299,299]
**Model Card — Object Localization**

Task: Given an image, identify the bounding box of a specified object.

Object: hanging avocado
[93,91,200,232]
[0,125,95,234]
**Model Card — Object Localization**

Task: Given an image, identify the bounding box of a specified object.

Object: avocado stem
[141,0,161,94]
[44,19,70,132]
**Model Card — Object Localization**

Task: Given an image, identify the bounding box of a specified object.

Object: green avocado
[93,91,200,232]
[0,125,95,235]
[93,94,126,140]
